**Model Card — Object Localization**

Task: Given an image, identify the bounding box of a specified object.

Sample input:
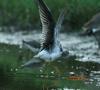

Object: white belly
[36,46,62,61]
[50,45,62,60]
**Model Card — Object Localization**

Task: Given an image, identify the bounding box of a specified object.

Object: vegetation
[0,0,100,30]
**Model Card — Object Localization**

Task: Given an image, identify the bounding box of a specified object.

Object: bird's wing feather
[37,0,55,49]
[22,40,39,53]
[55,9,66,43]
[20,58,43,68]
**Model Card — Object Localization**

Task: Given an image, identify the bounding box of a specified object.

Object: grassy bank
[0,0,100,30]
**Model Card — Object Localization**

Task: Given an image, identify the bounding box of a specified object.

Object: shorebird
[20,0,68,67]
[29,0,67,59]
[34,0,68,61]
[82,12,100,48]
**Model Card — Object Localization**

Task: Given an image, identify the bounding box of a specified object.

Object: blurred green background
[0,0,100,89]
[0,0,100,31]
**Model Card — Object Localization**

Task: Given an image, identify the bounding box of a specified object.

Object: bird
[22,40,40,53]
[81,12,100,48]
[34,0,68,61]
[20,0,68,68]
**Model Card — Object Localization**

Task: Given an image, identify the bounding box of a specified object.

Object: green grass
[0,0,100,30]
[0,43,100,90]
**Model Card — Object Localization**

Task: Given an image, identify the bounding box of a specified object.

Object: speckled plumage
[35,0,66,61]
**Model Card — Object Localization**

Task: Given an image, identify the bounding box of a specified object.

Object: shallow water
[60,33,100,63]
[0,31,100,63]
[0,36,100,90]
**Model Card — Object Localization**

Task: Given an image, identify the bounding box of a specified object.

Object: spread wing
[55,9,66,43]
[37,0,55,50]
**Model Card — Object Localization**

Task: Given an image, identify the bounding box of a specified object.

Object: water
[60,33,100,63]
[0,31,100,90]
[0,31,99,63]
